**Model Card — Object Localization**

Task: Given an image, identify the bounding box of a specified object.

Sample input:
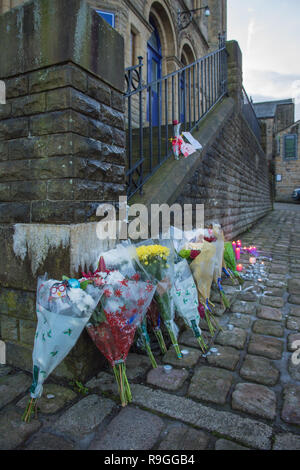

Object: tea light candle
[236,264,243,272]
[237,240,242,248]
[232,241,236,253]
[181,349,189,356]
[235,247,241,260]
[249,256,256,265]
[164,365,173,374]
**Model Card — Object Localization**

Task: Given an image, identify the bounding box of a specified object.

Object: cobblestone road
[0,204,300,450]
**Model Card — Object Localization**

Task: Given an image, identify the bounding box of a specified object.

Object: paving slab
[206,345,240,371]
[273,433,300,450]
[286,316,300,331]
[257,306,282,322]
[230,301,257,315]
[247,334,283,360]
[215,327,247,350]
[0,406,41,450]
[17,384,77,414]
[158,424,210,450]
[162,346,201,368]
[23,432,75,450]
[287,333,300,352]
[252,319,284,337]
[281,384,300,425]
[131,384,273,449]
[215,439,250,450]
[188,366,233,405]
[52,394,116,440]
[232,383,276,420]
[0,372,31,409]
[147,365,188,391]
[288,279,300,295]
[240,355,280,386]
[289,305,300,317]
[230,314,252,329]
[260,296,285,308]
[0,365,12,378]
[288,295,300,305]
[89,407,164,450]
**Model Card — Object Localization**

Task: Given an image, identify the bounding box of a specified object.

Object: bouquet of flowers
[211,224,230,308]
[86,244,155,406]
[146,299,167,354]
[136,242,182,358]
[189,241,221,335]
[224,242,244,285]
[23,276,103,422]
[172,258,207,352]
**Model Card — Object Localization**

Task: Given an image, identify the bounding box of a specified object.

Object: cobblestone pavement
[1,204,300,450]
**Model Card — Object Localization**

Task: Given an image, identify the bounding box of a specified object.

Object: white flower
[106,271,125,284]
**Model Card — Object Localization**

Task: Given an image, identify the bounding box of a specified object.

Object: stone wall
[275,121,300,202]
[0,0,125,381]
[175,109,272,239]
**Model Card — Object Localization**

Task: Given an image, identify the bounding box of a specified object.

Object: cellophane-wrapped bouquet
[172,257,207,352]
[136,241,182,359]
[85,244,156,406]
[189,241,221,335]
[210,224,230,309]
[23,276,103,422]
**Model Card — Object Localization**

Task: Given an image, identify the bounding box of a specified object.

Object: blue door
[147,20,162,126]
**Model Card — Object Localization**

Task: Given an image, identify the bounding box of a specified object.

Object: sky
[227,0,300,121]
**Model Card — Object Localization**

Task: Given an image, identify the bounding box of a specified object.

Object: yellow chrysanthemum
[136,245,170,263]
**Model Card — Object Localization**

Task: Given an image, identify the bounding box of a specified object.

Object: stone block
[288,279,300,295]
[159,424,209,450]
[0,117,28,140]
[89,407,164,450]
[0,406,41,450]
[16,384,77,414]
[273,433,300,450]
[24,432,75,450]
[5,76,28,98]
[206,345,240,371]
[52,394,116,440]
[162,346,201,368]
[232,383,276,420]
[260,296,284,308]
[0,202,31,223]
[281,384,300,426]
[240,354,280,386]
[248,334,283,360]
[147,365,188,391]
[286,316,300,331]
[257,306,282,322]
[215,327,247,350]
[252,319,284,337]
[0,372,31,409]
[188,366,233,405]
[11,93,46,116]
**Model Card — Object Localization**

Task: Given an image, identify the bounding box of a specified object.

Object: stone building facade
[253,99,298,202]
[274,120,300,202]
[0,0,227,72]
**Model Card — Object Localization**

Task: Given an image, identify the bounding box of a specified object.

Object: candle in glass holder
[232,241,236,253]
[237,240,242,248]
[236,264,243,272]
[235,247,241,260]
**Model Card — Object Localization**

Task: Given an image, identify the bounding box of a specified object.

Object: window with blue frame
[284,134,297,160]
[96,10,115,27]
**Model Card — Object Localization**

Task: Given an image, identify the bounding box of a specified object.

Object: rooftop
[253,99,294,119]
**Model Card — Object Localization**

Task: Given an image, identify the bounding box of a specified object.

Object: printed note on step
[180,142,196,157]
[182,132,202,150]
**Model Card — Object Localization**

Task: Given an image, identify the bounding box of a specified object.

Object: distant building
[253,98,300,202]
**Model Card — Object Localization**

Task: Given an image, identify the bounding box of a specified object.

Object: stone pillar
[0,0,125,381]
[226,40,243,110]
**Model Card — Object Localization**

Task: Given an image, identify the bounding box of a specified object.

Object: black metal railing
[125,36,228,198]
[242,87,261,143]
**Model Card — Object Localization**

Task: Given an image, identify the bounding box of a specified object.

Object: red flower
[120,305,127,313]
[104,289,112,298]
[120,279,129,287]
[198,304,205,319]
[131,273,140,282]
[138,298,146,307]
[114,288,122,298]
[190,250,201,260]
[146,283,154,292]
[204,236,216,243]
